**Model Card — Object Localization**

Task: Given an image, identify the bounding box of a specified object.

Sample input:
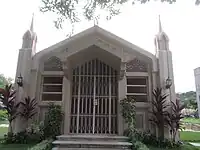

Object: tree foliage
[0,74,13,89]
[40,0,180,29]
[176,91,197,110]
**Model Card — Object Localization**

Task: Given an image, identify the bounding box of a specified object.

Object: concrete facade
[194,67,200,117]
[13,16,176,137]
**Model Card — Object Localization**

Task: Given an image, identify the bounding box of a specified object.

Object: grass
[149,143,200,150]
[0,127,34,150]
[0,127,7,138]
[0,143,34,150]
[182,118,200,124]
[180,131,200,142]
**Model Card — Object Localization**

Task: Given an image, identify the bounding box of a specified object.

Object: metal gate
[70,59,118,134]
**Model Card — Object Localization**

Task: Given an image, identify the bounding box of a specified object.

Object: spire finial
[159,15,162,32]
[30,13,34,32]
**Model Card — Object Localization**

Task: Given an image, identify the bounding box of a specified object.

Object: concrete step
[52,135,132,150]
[53,148,130,150]
[56,134,129,142]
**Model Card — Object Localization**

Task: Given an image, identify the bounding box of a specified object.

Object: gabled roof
[35,25,155,60]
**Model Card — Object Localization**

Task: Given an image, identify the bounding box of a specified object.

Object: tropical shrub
[120,97,150,150]
[133,141,149,150]
[43,103,64,138]
[28,139,53,150]
[149,87,169,139]
[165,99,185,142]
[3,130,42,144]
[0,84,20,133]
[125,129,180,149]
[18,96,38,128]
[3,122,45,144]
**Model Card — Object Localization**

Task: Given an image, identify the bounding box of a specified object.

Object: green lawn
[180,131,200,142]
[0,127,7,138]
[149,143,200,150]
[182,118,200,124]
[0,126,35,150]
[0,143,34,150]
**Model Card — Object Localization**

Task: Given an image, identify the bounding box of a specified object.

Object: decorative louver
[44,56,63,71]
[126,59,147,72]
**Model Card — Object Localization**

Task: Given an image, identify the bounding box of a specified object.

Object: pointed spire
[159,15,162,32]
[30,13,34,32]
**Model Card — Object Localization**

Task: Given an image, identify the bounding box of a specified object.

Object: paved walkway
[190,142,200,147]
[0,124,8,127]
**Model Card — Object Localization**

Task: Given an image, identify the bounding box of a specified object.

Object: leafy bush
[3,131,42,144]
[3,122,45,144]
[0,110,7,121]
[133,141,149,150]
[127,130,181,149]
[2,103,64,144]
[28,139,53,150]
[120,97,136,130]
[43,103,64,138]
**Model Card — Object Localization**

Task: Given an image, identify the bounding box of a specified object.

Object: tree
[40,0,200,30]
[177,91,197,110]
[0,74,13,89]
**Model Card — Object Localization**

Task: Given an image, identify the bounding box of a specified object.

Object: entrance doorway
[70,59,118,134]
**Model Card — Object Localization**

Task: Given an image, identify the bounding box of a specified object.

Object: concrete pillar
[194,67,200,118]
[118,75,126,135]
[63,76,71,134]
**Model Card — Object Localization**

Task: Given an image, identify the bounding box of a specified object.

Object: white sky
[0,0,200,93]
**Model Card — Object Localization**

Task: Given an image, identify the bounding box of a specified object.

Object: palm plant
[18,96,38,126]
[0,84,20,133]
[165,99,185,142]
[149,87,169,139]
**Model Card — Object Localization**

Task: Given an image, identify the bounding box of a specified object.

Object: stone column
[63,61,71,134]
[118,62,126,135]
[157,50,176,139]
[14,48,32,133]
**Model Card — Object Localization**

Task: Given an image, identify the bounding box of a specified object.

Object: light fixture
[16,74,23,87]
[165,77,172,89]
